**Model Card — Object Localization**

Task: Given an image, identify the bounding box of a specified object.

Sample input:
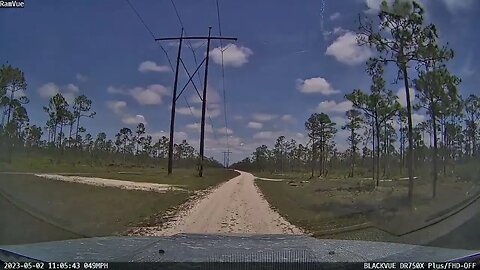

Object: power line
[170,0,204,88]
[124,0,175,71]
[215,0,230,165]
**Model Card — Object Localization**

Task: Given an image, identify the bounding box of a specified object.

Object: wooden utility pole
[199,27,212,177]
[167,28,184,175]
[156,28,236,176]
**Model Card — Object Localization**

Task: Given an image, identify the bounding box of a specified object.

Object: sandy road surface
[130,170,303,235]
[32,174,186,193]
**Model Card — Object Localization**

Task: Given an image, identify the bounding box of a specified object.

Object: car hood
[0,234,478,262]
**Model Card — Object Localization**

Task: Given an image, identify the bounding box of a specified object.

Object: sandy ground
[129,170,303,235]
[33,174,186,193]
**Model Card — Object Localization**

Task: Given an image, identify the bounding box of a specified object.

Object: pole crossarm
[156,36,237,41]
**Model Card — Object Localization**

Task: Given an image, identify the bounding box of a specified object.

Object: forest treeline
[0,65,221,169]
[232,0,480,202]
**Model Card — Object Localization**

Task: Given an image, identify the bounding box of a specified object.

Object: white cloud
[106,100,147,126]
[176,105,221,118]
[325,31,373,65]
[122,114,147,125]
[247,121,263,129]
[185,122,214,133]
[253,131,275,140]
[281,114,295,123]
[252,113,278,122]
[188,86,221,104]
[75,73,88,82]
[38,82,60,98]
[296,77,340,95]
[315,100,353,113]
[210,44,253,67]
[65,83,79,93]
[234,115,244,121]
[329,12,341,21]
[106,100,127,114]
[129,84,169,105]
[63,92,76,104]
[138,61,171,73]
[441,0,474,13]
[396,87,416,107]
[217,127,233,135]
[333,27,348,35]
[38,82,80,102]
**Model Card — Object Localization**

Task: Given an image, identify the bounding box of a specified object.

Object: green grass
[255,174,480,240]
[0,168,238,245]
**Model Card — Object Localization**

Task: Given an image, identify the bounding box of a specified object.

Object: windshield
[1,0,479,257]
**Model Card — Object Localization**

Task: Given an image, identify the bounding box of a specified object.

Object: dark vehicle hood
[0,234,478,262]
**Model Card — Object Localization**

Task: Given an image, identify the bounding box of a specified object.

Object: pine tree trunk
[432,115,439,198]
[402,65,415,206]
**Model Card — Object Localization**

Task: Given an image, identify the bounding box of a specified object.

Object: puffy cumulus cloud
[138,61,171,73]
[65,83,79,93]
[176,103,222,119]
[396,87,416,107]
[75,73,88,82]
[106,100,127,114]
[253,131,276,140]
[106,100,148,126]
[296,77,340,95]
[247,121,263,129]
[122,114,147,125]
[38,82,60,98]
[108,84,170,105]
[217,127,234,135]
[188,86,221,104]
[129,84,169,105]
[315,100,353,113]
[38,82,80,102]
[185,122,213,133]
[333,27,348,35]
[329,12,341,21]
[325,32,373,66]
[182,87,222,119]
[210,44,253,67]
[281,114,295,123]
[252,113,278,122]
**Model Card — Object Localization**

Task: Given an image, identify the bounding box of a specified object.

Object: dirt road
[130,170,303,235]
[33,174,185,193]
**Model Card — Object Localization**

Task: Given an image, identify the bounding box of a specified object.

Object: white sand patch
[33,174,186,193]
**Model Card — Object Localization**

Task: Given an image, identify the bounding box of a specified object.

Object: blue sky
[1,0,479,162]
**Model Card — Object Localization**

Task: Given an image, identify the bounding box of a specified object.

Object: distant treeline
[0,65,221,169]
[232,0,480,203]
